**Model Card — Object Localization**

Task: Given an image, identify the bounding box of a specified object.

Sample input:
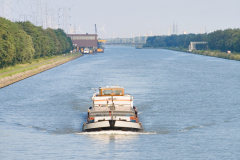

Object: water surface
[1,46,240,159]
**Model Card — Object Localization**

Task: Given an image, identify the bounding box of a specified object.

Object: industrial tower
[168,26,171,36]
[173,23,175,35]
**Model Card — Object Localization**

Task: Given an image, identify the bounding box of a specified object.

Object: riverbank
[143,46,240,61]
[169,47,240,61]
[0,53,82,88]
[191,50,240,60]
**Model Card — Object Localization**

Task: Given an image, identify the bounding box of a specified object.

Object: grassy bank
[191,50,240,61]
[0,52,82,88]
[0,52,82,79]
[1,55,61,74]
[146,46,240,61]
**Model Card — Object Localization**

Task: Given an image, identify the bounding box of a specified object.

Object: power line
[11,0,20,11]
[17,0,24,13]
[21,0,33,13]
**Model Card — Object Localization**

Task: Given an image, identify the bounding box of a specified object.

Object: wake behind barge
[82,86,143,132]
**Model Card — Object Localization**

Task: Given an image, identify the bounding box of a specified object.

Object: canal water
[1,46,240,159]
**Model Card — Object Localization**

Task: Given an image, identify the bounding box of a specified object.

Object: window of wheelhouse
[101,89,123,96]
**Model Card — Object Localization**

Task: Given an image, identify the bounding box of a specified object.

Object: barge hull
[83,120,143,132]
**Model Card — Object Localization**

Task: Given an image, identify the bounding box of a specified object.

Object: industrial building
[67,34,98,52]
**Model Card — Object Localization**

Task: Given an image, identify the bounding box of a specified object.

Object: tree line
[144,28,240,53]
[0,17,73,68]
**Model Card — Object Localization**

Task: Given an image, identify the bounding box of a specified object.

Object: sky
[1,0,240,39]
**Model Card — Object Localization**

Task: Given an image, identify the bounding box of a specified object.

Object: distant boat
[135,44,143,49]
[83,48,90,54]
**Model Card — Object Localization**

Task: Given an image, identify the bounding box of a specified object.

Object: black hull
[82,127,143,132]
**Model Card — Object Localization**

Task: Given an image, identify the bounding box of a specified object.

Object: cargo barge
[82,85,143,132]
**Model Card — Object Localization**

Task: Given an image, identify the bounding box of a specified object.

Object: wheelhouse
[98,86,124,96]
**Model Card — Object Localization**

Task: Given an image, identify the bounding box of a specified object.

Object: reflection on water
[76,131,156,143]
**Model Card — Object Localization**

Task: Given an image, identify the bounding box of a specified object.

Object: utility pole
[44,3,53,29]
[32,12,36,24]
[4,0,12,21]
[50,9,55,28]
[1,0,4,17]
[58,7,71,33]
[30,3,36,25]
[36,0,42,26]
[58,8,60,29]
[44,3,48,28]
